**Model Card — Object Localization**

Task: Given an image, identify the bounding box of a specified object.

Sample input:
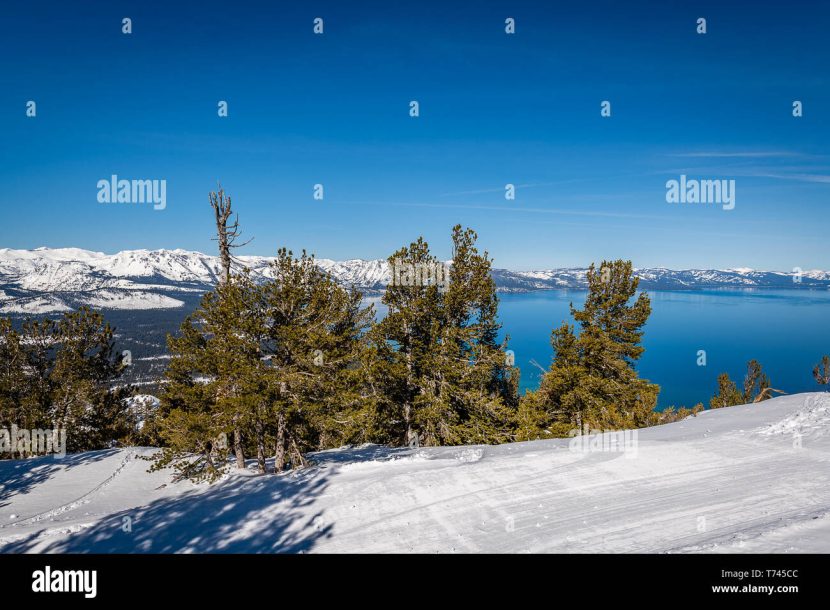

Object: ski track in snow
[1,393,829,553]
[4,450,137,526]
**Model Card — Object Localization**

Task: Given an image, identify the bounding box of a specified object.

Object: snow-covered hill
[1,392,829,553]
[1,247,828,313]
[0,247,390,313]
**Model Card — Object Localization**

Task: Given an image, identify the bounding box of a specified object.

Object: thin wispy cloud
[342,200,668,221]
[744,172,830,184]
[437,179,590,197]
[658,165,830,185]
[666,151,806,159]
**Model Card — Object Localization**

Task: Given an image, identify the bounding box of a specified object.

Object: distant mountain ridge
[1,247,828,314]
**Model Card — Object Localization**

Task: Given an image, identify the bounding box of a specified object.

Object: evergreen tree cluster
[149,251,373,480]
[150,219,690,481]
[150,226,521,480]
[3,192,810,473]
[0,308,133,456]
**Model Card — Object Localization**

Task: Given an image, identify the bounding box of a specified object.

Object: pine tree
[369,236,443,445]
[369,226,518,446]
[51,308,134,451]
[0,309,132,457]
[153,251,373,480]
[813,355,830,388]
[709,372,743,409]
[259,248,374,468]
[208,186,251,468]
[528,260,659,433]
[12,317,59,437]
[154,271,268,481]
[442,226,519,444]
[710,359,783,408]
[743,359,771,402]
[523,322,590,437]
[0,319,29,441]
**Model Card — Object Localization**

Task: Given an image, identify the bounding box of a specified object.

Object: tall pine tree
[369,225,518,446]
[525,260,659,434]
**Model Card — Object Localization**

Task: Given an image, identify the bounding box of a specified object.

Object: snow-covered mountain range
[1,247,828,313]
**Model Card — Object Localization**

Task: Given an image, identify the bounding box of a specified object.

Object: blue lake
[490,289,830,409]
[109,287,830,410]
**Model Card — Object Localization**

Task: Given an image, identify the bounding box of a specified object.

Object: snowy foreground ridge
[1,393,829,553]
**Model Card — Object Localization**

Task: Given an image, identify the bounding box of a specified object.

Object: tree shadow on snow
[2,467,334,553]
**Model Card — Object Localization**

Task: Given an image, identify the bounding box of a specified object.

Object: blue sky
[1,0,828,270]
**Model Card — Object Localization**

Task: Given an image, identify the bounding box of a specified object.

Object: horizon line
[0,245,826,275]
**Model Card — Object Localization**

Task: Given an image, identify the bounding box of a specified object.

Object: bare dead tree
[209,187,252,286]
[208,186,252,470]
[753,387,786,402]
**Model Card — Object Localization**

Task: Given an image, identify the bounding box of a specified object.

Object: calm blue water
[493,289,830,409]
[52,288,830,405]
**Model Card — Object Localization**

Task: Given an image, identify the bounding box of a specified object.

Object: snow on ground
[1,392,829,553]
[82,290,184,310]
[0,295,71,314]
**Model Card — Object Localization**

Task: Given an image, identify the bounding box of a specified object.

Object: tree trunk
[233,427,245,469]
[255,418,266,474]
[404,403,414,446]
[205,443,216,477]
[274,412,286,473]
[404,320,415,446]
[210,189,235,288]
[290,436,308,469]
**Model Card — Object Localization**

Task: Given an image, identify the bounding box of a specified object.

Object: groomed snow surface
[1,393,829,553]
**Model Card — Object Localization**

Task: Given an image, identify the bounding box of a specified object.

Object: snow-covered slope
[1,392,829,553]
[0,248,393,313]
[1,247,828,313]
